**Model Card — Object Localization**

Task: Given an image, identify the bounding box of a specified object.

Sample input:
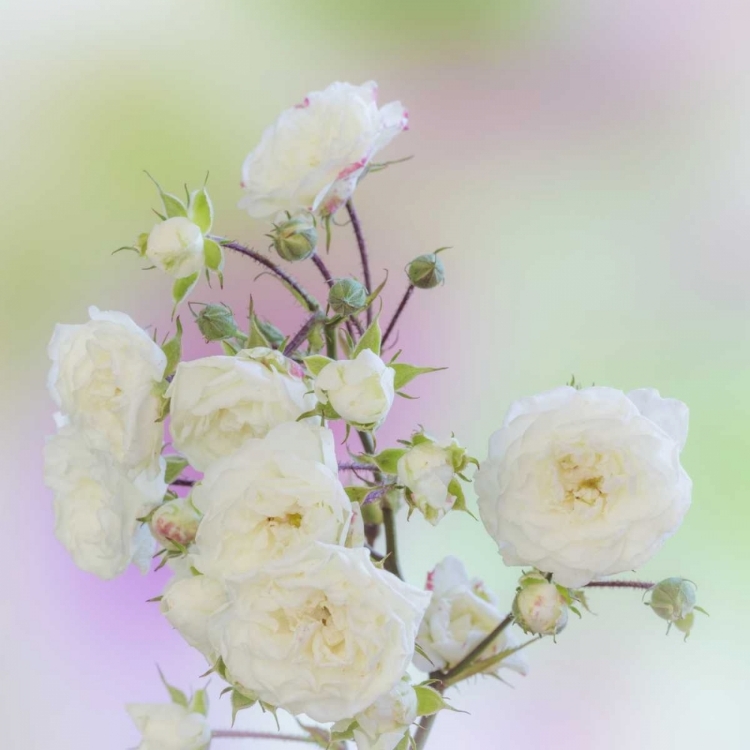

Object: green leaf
[344,486,372,504]
[189,688,209,717]
[448,477,477,519]
[203,238,224,273]
[189,187,214,234]
[157,667,188,707]
[391,363,446,391]
[374,448,407,475]
[161,317,183,378]
[414,685,448,717]
[145,172,187,218]
[172,272,199,310]
[231,690,257,726]
[164,455,189,484]
[352,314,381,358]
[304,355,333,377]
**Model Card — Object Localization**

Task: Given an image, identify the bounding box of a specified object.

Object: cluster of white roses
[43,80,701,750]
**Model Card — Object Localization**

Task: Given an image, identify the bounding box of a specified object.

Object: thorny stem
[283,312,324,356]
[338,462,379,472]
[382,284,415,346]
[218,239,319,313]
[212,729,316,743]
[358,430,402,579]
[345,200,373,324]
[585,580,655,590]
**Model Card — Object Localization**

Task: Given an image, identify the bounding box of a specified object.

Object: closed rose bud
[150,498,201,549]
[646,577,705,640]
[329,277,368,316]
[194,304,240,342]
[407,253,445,289]
[270,214,317,262]
[513,575,569,636]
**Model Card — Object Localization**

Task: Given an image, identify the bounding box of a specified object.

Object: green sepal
[371,447,407,475]
[304,355,334,377]
[391,363,446,391]
[203,237,224,273]
[164,455,189,484]
[172,272,200,312]
[445,637,540,686]
[189,688,209,717]
[414,685,448,717]
[161,317,183,379]
[188,187,214,234]
[145,172,187,218]
[447,477,477,519]
[352,314,381,358]
[364,270,388,308]
[230,689,257,726]
[247,316,272,348]
[221,339,241,355]
[414,642,435,667]
[256,318,286,349]
[157,667,188,707]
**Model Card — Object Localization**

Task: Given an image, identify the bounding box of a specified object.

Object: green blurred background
[3,1,749,748]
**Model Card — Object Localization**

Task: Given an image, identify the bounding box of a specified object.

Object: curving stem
[345,200,373,324]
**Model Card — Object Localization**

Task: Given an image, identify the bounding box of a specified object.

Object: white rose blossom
[146,216,205,279]
[127,702,211,750]
[47,306,167,473]
[207,543,431,722]
[397,437,464,526]
[167,347,315,471]
[43,427,166,579]
[350,678,417,750]
[475,386,692,588]
[190,422,351,578]
[161,573,228,661]
[239,80,408,218]
[314,349,395,430]
[415,556,528,677]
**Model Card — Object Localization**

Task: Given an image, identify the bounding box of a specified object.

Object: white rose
[352,678,417,750]
[239,80,408,218]
[397,439,459,526]
[512,575,568,636]
[127,702,210,750]
[146,217,205,279]
[161,573,228,660]
[167,348,315,471]
[475,386,692,588]
[314,349,395,429]
[190,422,350,578]
[47,306,166,472]
[208,543,430,722]
[415,556,528,677]
[44,428,165,579]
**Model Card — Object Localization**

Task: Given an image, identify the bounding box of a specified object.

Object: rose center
[555,446,623,511]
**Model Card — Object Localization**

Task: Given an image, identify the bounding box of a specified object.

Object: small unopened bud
[646,577,702,640]
[329,278,368,316]
[194,304,240,342]
[150,498,201,550]
[270,214,317,262]
[513,574,568,636]
[407,253,445,289]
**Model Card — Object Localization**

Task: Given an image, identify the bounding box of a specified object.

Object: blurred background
[3,0,749,747]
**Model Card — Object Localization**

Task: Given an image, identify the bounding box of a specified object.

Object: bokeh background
[3,1,749,748]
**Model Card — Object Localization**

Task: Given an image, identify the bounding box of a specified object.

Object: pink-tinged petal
[426,569,436,591]
[295,96,310,109]
[337,156,369,180]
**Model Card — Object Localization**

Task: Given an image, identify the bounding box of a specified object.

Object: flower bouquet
[43,81,704,750]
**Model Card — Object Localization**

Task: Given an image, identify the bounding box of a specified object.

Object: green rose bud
[646,577,706,639]
[512,573,569,636]
[194,304,240,342]
[406,253,445,289]
[328,277,368,316]
[150,498,201,550]
[270,214,317,262]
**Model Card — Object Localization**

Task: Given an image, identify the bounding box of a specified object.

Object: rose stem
[357,429,402,579]
[345,200,373,325]
[585,580,655,590]
[283,312,324,356]
[217,239,320,313]
[382,284,415,346]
